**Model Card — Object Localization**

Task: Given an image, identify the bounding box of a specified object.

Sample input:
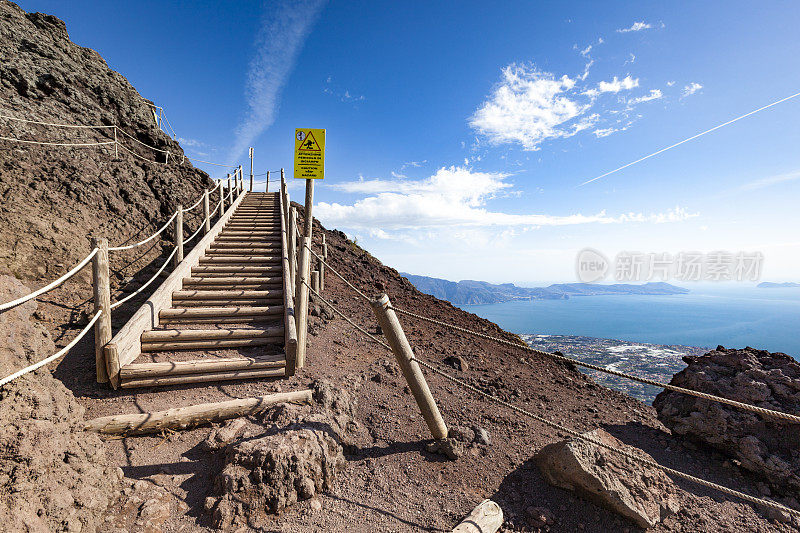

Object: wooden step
[173,289,282,300]
[206,248,280,256]
[182,276,283,285]
[200,254,281,265]
[212,238,282,244]
[142,326,283,342]
[191,266,282,275]
[209,243,281,249]
[120,366,286,388]
[160,305,283,318]
[141,336,283,352]
[173,298,281,307]
[120,356,285,379]
[160,305,283,323]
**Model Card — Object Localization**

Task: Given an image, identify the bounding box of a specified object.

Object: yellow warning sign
[294,128,325,179]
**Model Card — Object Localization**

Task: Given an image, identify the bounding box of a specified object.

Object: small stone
[444,355,468,372]
[309,499,322,511]
[473,427,491,446]
[526,506,555,528]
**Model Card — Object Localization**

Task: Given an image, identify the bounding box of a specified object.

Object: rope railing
[301,278,800,520]
[0,113,115,129]
[0,135,116,147]
[108,211,178,252]
[0,248,98,312]
[110,248,178,310]
[182,194,206,213]
[1,110,239,169]
[0,310,102,388]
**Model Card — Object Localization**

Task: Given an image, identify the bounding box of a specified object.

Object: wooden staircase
[104,191,297,389]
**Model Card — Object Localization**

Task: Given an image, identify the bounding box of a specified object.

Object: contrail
[580,91,800,186]
[228,0,327,162]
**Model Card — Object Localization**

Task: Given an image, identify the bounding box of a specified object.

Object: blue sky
[18,0,800,283]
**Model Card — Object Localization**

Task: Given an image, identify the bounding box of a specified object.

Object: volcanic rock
[535,429,680,528]
[653,346,800,495]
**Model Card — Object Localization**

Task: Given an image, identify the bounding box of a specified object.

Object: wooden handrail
[280,188,298,376]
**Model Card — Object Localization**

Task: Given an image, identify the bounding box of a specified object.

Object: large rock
[653,346,800,495]
[535,429,680,528]
[0,275,121,532]
[206,380,368,529]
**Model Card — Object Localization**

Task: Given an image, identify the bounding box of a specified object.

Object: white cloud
[580,44,593,57]
[228,0,326,161]
[617,21,653,33]
[317,166,698,232]
[469,64,588,150]
[666,81,676,87]
[739,170,800,191]
[625,53,636,65]
[584,75,639,97]
[682,82,703,97]
[628,89,663,104]
[470,64,659,149]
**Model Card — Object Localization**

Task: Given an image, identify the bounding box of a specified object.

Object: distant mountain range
[400,274,689,305]
[758,282,800,288]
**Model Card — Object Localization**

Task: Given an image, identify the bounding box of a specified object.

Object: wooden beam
[120,356,284,379]
[280,190,298,377]
[85,389,311,435]
[120,366,286,389]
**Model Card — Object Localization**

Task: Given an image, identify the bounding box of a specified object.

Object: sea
[458,284,800,361]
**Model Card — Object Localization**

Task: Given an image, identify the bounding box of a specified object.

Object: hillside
[0,3,796,532]
[0,0,212,281]
[402,273,689,305]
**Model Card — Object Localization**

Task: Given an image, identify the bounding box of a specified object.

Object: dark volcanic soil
[64,211,797,532]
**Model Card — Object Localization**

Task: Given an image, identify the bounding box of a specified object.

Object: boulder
[206,380,368,528]
[535,429,680,528]
[653,346,800,495]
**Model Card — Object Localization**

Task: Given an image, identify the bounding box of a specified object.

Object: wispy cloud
[628,89,663,105]
[228,0,326,161]
[469,64,652,150]
[682,82,703,97]
[739,170,800,191]
[317,166,698,231]
[617,21,653,33]
[324,76,365,103]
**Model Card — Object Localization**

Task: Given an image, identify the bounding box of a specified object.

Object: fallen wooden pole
[452,500,503,533]
[84,389,312,435]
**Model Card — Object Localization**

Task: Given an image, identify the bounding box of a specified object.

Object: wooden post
[174,206,184,267]
[226,174,232,208]
[219,179,225,216]
[91,237,111,383]
[239,166,244,194]
[311,270,320,294]
[249,147,254,192]
[320,236,327,292]
[452,500,503,533]
[113,127,118,159]
[288,206,297,291]
[266,170,270,193]
[202,189,211,234]
[294,178,314,368]
[370,293,448,440]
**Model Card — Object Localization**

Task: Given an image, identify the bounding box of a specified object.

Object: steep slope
[0,0,213,281]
